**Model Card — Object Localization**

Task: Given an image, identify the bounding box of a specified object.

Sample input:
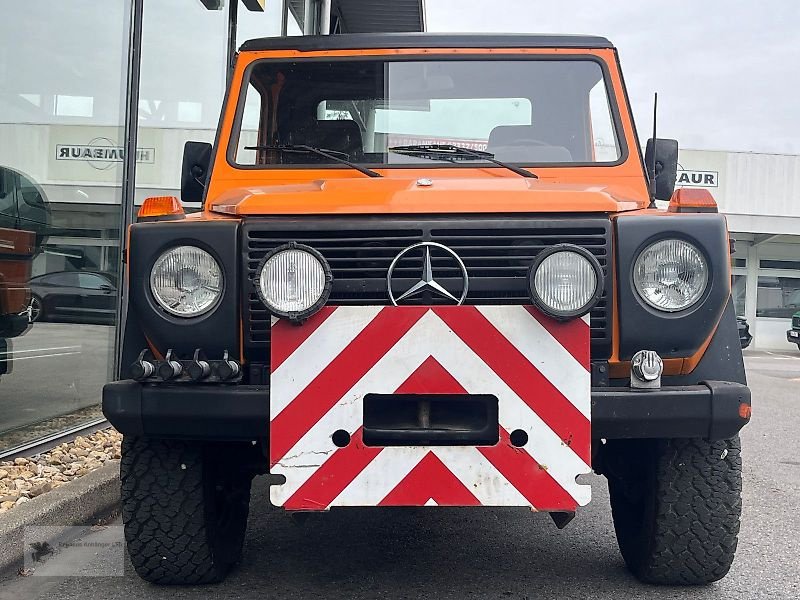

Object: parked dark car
[737,316,753,349]
[29,271,117,325]
[787,310,800,350]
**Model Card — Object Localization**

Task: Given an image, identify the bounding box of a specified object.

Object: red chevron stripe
[478,428,577,510]
[436,307,590,465]
[270,306,337,371]
[283,428,382,510]
[378,452,481,506]
[270,306,427,466]
[524,306,590,368]
[394,356,467,394]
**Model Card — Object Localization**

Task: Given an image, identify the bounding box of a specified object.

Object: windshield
[231,58,623,169]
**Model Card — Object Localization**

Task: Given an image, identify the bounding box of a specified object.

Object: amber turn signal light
[138,196,185,220]
[667,188,718,213]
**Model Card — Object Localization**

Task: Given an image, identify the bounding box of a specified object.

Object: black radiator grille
[242,216,612,360]
[793,315,800,329]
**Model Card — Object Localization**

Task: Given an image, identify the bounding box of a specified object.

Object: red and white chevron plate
[269,305,591,511]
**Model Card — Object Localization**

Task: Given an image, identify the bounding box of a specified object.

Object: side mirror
[181,141,212,204]
[644,138,679,201]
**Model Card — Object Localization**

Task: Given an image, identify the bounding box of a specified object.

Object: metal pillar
[281,0,289,35]
[320,0,331,34]
[303,0,317,34]
[113,0,144,379]
[745,242,760,346]
[226,0,239,86]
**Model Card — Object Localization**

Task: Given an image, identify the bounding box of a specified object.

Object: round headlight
[529,246,603,319]
[633,239,708,312]
[150,246,223,317]
[256,243,332,320]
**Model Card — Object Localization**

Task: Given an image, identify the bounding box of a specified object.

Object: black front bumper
[103,380,751,442]
[591,381,750,441]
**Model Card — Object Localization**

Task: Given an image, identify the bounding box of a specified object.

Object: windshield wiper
[388,144,537,179]
[244,144,382,178]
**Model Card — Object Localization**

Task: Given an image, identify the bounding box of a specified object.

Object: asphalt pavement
[1,350,799,599]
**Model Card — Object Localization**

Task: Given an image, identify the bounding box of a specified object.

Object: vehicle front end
[103,34,750,586]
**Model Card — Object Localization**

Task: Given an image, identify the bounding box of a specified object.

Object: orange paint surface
[205,46,650,215]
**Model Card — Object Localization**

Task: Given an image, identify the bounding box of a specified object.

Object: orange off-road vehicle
[103,34,751,586]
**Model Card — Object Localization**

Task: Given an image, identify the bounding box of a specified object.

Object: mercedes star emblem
[387,242,469,305]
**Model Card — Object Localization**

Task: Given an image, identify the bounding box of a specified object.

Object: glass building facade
[0,1,297,453]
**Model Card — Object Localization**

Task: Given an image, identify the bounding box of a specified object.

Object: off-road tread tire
[608,436,742,585]
[120,437,250,585]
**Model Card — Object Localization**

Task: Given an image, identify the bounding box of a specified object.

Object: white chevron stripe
[271,310,591,507]
[477,306,591,419]
[270,305,383,419]
[328,448,427,507]
[431,447,531,507]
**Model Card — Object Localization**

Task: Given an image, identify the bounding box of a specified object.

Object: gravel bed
[0,429,121,514]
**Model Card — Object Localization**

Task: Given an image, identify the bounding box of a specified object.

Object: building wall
[678,149,800,351]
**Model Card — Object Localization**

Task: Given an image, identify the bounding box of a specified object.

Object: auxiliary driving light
[633,238,708,312]
[255,242,333,321]
[150,245,223,317]
[528,245,603,320]
[158,350,183,381]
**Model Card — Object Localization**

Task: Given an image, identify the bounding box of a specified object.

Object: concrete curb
[0,460,120,577]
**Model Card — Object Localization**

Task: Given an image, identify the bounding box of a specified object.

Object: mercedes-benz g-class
[103,34,751,586]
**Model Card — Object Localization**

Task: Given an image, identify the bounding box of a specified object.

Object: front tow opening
[362,393,499,447]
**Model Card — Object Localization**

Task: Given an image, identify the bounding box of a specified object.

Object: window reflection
[0,1,129,452]
[757,276,800,318]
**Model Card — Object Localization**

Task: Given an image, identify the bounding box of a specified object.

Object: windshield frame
[225,53,630,172]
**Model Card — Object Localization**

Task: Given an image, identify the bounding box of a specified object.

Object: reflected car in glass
[29,271,117,325]
[0,165,51,339]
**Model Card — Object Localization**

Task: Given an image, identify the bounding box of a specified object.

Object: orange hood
[208,177,644,216]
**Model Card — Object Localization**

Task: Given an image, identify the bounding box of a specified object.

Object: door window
[78,273,112,289]
[44,272,79,287]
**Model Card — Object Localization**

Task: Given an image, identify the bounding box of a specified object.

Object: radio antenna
[648,92,658,209]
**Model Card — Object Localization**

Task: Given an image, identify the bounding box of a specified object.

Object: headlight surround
[528,245,603,320]
[150,245,223,317]
[633,238,709,312]
[255,242,333,321]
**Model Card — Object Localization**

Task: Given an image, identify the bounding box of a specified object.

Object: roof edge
[239,33,614,53]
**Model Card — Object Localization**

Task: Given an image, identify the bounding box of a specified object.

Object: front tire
[120,437,252,584]
[604,437,742,585]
